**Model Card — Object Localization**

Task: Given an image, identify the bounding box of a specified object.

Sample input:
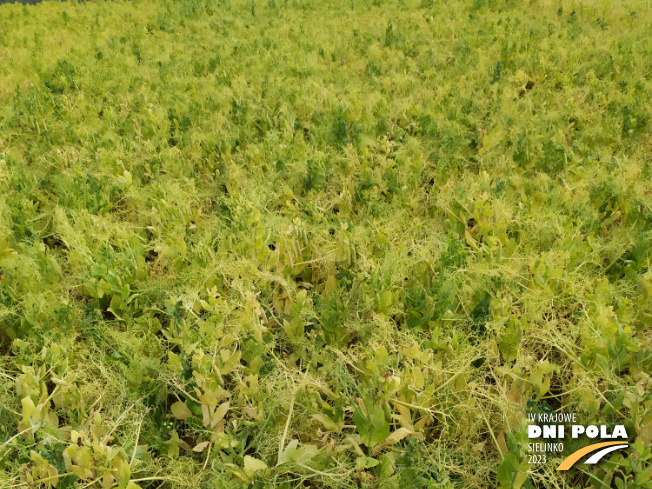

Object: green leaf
[378,453,395,479]
[283,316,304,341]
[293,445,321,464]
[168,351,182,372]
[354,404,390,447]
[21,396,35,425]
[356,456,379,469]
[312,413,342,432]
[243,455,268,479]
[278,440,321,466]
[498,317,522,362]
[171,401,193,420]
[278,440,299,465]
[497,453,530,489]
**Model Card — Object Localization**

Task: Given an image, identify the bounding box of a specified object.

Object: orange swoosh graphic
[557,441,625,470]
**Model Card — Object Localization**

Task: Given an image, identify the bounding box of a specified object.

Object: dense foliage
[0,0,651,487]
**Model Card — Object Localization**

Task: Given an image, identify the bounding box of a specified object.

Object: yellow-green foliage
[0,0,651,487]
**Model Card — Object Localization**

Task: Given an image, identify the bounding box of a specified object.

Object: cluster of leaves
[0,0,651,487]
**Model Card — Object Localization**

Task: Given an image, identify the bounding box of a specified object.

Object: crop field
[0,0,651,487]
